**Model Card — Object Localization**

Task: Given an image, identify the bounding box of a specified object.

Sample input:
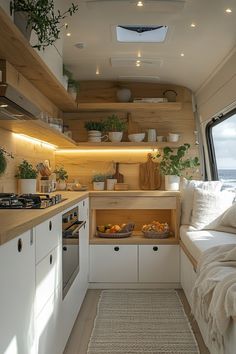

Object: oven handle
[72,220,86,236]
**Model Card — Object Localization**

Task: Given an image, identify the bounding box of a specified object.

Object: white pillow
[180,178,222,225]
[221,203,236,228]
[190,188,234,230]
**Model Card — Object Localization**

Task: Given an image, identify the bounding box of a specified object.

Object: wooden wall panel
[0,128,55,193]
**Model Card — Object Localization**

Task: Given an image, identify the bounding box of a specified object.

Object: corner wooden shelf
[0,119,77,148]
[75,142,179,149]
[0,8,78,112]
[77,102,182,112]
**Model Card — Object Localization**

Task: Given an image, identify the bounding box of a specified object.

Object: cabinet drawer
[91,196,176,209]
[139,245,180,283]
[35,214,61,263]
[35,245,61,316]
[89,245,138,282]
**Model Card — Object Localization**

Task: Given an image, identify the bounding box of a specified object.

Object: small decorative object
[142,221,170,239]
[114,183,129,191]
[147,128,157,142]
[163,89,177,102]
[128,133,145,142]
[103,114,127,142]
[168,132,180,142]
[92,173,105,190]
[54,166,68,190]
[106,175,117,190]
[10,0,78,50]
[15,159,38,194]
[0,147,14,176]
[153,143,200,191]
[116,87,131,102]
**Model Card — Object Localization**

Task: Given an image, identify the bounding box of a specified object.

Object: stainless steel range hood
[0,84,40,120]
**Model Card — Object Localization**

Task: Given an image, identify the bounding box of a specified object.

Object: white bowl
[128,133,145,142]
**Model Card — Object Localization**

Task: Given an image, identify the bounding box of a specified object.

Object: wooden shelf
[0,8,78,112]
[77,102,182,112]
[90,234,179,245]
[75,142,179,149]
[0,119,77,148]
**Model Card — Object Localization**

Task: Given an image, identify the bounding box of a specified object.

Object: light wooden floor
[63,289,209,354]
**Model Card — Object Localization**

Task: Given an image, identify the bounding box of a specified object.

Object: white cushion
[221,203,236,228]
[190,189,234,230]
[180,225,236,262]
[180,178,222,225]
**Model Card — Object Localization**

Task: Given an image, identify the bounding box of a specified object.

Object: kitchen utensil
[112,162,124,183]
[139,154,161,190]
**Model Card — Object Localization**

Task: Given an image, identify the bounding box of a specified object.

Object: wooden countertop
[89,190,180,197]
[0,191,89,246]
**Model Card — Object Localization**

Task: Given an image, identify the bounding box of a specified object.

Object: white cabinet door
[180,249,197,307]
[79,197,89,222]
[139,245,180,283]
[89,245,138,282]
[0,231,35,354]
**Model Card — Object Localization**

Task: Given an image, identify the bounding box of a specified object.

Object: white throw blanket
[191,244,236,354]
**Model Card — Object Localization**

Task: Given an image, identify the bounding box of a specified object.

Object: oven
[62,206,86,298]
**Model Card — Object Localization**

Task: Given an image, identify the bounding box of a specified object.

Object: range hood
[0,84,40,120]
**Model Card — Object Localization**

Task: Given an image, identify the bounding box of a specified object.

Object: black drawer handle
[114,246,119,252]
[49,221,52,231]
[83,200,85,207]
[63,246,67,251]
[50,254,53,264]
[17,238,22,253]
[153,246,158,252]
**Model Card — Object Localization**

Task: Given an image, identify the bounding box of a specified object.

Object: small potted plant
[10,0,78,50]
[106,174,117,191]
[54,166,68,190]
[92,173,106,191]
[103,114,127,142]
[15,159,38,194]
[84,121,106,142]
[153,143,200,191]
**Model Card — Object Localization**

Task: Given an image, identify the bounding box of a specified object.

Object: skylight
[116,25,168,42]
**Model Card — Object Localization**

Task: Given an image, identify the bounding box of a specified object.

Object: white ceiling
[62,0,236,92]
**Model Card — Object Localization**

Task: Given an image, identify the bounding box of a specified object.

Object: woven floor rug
[87,290,199,354]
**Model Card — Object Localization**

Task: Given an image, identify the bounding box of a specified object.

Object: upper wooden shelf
[0,119,77,148]
[77,102,182,112]
[75,142,179,149]
[0,7,78,112]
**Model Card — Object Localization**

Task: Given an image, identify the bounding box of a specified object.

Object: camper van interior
[0,0,236,353]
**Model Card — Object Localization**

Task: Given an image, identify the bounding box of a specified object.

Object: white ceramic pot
[116,88,131,102]
[67,85,77,100]
[108,132,123,142]
[93,181,105,191]
[165,175,180,191]
[18,179,37,194]
[56,181,67,190]
[168,133,180,142]
[106,178,117,190]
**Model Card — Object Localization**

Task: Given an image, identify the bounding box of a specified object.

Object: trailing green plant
[0,148,14,176]
[92,173,106,182]
[103,114,127,132]
[10,0,78,50]
[153,143,200,176]
[15,160,38,179]
[84,121,105,131]
[63,65,79,93]
[54,166,68,181]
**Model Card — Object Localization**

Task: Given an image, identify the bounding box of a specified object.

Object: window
[206,109,236,190]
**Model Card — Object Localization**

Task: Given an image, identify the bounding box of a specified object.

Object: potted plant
[0,148,14,176]
[103,114,127,142]
[153,143,200,191]
[10,0,78,50]
[54,166,68,190]
[92,173,106,191]
[15,159,38,194]
[84,121,106,142]
[63,65,79,99]
[106,174,117,191]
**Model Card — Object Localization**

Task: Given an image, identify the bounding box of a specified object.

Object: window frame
[206,107,236,180]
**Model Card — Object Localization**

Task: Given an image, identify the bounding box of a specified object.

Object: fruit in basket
[142,221,169,233]
[97,223,127,234]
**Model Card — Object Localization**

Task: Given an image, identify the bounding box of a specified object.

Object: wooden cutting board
[139,154,161,190]
[112,162,124,183]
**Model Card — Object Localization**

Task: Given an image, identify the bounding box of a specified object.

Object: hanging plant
[10,0,78,50]
[0,148,14,176]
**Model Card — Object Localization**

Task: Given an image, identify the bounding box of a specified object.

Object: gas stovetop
[0,193,64,209]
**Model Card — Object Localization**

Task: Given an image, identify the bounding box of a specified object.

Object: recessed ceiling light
[136,60,141,64]
[180,53,184,57]
[66,32,71,37]
[64,23,68,29]
[137,51,141,58]
[137,1,143,7]
[0,104,8,108]
[190,23,196,28]
[225,8,232,13]
[136,62,141,67]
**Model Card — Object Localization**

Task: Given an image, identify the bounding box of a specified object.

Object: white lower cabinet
[139,245,180,283]
[0,231,36,354]
[89,245,138,282]
[180,249,197,307]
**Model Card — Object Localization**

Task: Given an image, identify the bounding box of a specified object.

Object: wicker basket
[142,231,170,239]
[97,231,132,238]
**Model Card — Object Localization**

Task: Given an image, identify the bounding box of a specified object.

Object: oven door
[62,221,86,298]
